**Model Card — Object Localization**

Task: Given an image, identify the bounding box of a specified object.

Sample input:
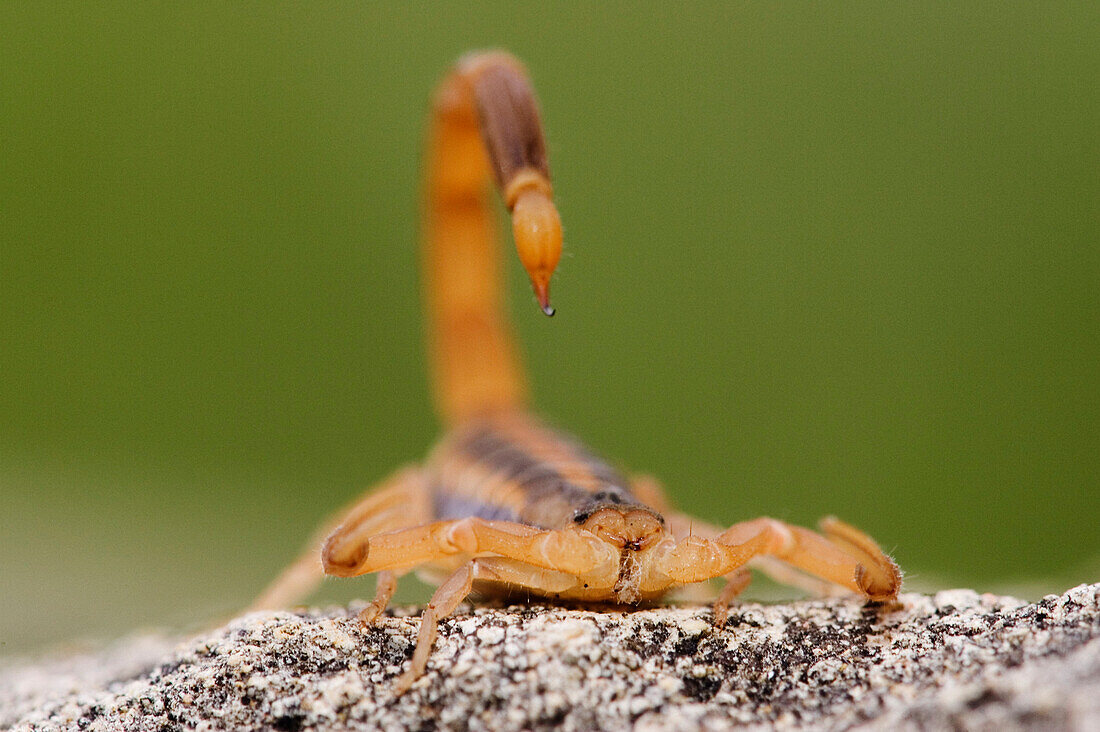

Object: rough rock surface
[2,584,1098,731]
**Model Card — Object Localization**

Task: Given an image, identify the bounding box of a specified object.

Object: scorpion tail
[423,52,563,425]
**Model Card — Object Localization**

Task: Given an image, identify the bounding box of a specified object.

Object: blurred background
[3,3,1097,655]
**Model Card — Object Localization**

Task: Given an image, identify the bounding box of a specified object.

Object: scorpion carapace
[251,51,902,695]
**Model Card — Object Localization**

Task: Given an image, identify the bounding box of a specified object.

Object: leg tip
[855,561,902,601]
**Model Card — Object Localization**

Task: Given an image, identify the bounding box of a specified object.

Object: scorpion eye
[592,488,625,504]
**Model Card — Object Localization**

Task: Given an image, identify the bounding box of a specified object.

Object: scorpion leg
[358,570,398,626]
[392,560,476,695]
[248,466,426,612]
[390,557,582,695]
[711,568,753,627]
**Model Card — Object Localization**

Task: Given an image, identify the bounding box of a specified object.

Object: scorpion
[250,50,901,695]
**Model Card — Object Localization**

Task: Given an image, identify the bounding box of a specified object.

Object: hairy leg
[712,569,753,627]
[358,570,398,626]
[392,555,600,694]
[392,561,476,695]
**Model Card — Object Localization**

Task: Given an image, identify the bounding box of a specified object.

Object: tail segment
[424,52,563,425]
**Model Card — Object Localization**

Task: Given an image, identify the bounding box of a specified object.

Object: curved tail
[423,52,563,426]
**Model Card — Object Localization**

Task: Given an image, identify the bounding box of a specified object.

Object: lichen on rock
[3,584,1098,731]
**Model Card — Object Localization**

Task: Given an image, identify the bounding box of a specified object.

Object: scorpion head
[576,505,667,603]
[577,506,664,551]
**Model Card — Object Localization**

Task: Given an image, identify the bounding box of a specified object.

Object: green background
[3,4,1098,654]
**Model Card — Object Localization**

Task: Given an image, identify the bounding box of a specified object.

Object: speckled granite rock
[3,584,1098,731]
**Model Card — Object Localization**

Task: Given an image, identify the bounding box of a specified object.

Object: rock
[3,584,1098,731]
